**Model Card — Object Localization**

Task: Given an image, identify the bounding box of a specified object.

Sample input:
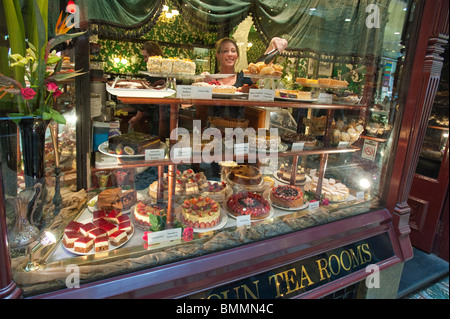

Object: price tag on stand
[236,214,251,227]
[308,201,320,210]
[176,85,195,99]
[291,142,305,151]
[194,87,213,99]
[356,191,365,201]
[172,147,192,161]
[248,89,275,101]
[147,228,182,245]
[145,148,165,161]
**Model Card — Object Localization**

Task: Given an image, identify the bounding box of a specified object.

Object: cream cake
[65,221,83,233]
[134,201,166,227]
[180,196,221,229]
[309,177,350,202]
[79,222,97,237]
[74,237,94,253]
[109,230,128,247]
[63,231,81,249]
[94,237,109,253]
[118,220,133,235]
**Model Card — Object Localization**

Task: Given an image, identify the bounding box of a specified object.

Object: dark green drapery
[82,0,393,61]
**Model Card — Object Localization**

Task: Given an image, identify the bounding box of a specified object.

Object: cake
[104,210,122,224]
[147,55,162,73]
[200,181,228,203]
[94,237,109,253]
[280,132,317,148]
[276,164,307,184]
[79,222,97,237]
[63,231,81,249]
[208,116,249,129]
[119,220,133,235]
[276,89,312,100]
[120,189,137,210]
[97,188,137,211]
[64,221,83,233]
[74,237,94,254]
[88,228,108,239]
[109,230,128,247]
[227,192,271,220]
[270,185,304,208]
[247,129,280,150]
[94,218,118,235]
[92,210,107,222]
[147,56,196,75]
[108,132,160,155]
[307,177,350,202]
[63,210,133,254]
[133,201,166,227]
[192,81,237,94]
[228,165,262,186]
[180,196,221,229]
[97,188,123,211]
[148,170,210,199]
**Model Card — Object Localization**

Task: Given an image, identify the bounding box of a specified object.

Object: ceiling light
[345,18,351,22]
[309,8,317,11]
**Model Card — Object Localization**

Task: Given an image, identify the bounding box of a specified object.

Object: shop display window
[0,0,422,297]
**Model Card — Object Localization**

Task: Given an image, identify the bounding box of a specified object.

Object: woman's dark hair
[143,41,163,57]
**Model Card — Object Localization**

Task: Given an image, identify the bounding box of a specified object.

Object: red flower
[53,88,62,97]
[46,82,59,92]
[183,227,193,241]
[20,87,36,100]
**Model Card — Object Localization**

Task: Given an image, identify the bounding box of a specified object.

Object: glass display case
[1,0,447,299]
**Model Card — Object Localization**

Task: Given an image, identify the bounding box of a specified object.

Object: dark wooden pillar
[386,0,449,261]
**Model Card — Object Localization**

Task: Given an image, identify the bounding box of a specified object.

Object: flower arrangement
[0,0,85,124]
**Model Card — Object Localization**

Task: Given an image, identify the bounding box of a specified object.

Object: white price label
[145,148,165,161]
[236,214,251,227]
[308,201,320,210]
[147,228,181,245]
[356,191,365,201]
[172,147,192,161]
[248,89,275,101]
[337,141,350,148]
[291,142,305,151]
[195,86,213,99]
[176,85,195,99]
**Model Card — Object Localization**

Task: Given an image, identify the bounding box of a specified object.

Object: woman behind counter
[200,37,288,120]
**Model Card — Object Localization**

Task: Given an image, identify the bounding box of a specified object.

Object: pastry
[63,231,81,249]
[94,237,109,253]
[108,132,160,155]
[228,165,262,186]
[133,201,166,227]
[280,132,317,148]
[276,164,307,184]
[74,237,94,254]
[270,185,304,208]
[180,196,221,229]
[227,192,271,220]
[109,230,128,247]
[97,188,123,211]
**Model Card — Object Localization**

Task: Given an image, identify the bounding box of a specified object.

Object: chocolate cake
[108,132,160,155]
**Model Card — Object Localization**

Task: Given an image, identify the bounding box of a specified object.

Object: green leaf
[47,32,86,52]
[42,111,51,120]
[50,110,66,125]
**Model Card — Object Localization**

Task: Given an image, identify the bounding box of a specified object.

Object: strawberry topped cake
[133,201,166,227]
[270,185,304,208]
[227,192,271,220]
[180,196,221,229]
